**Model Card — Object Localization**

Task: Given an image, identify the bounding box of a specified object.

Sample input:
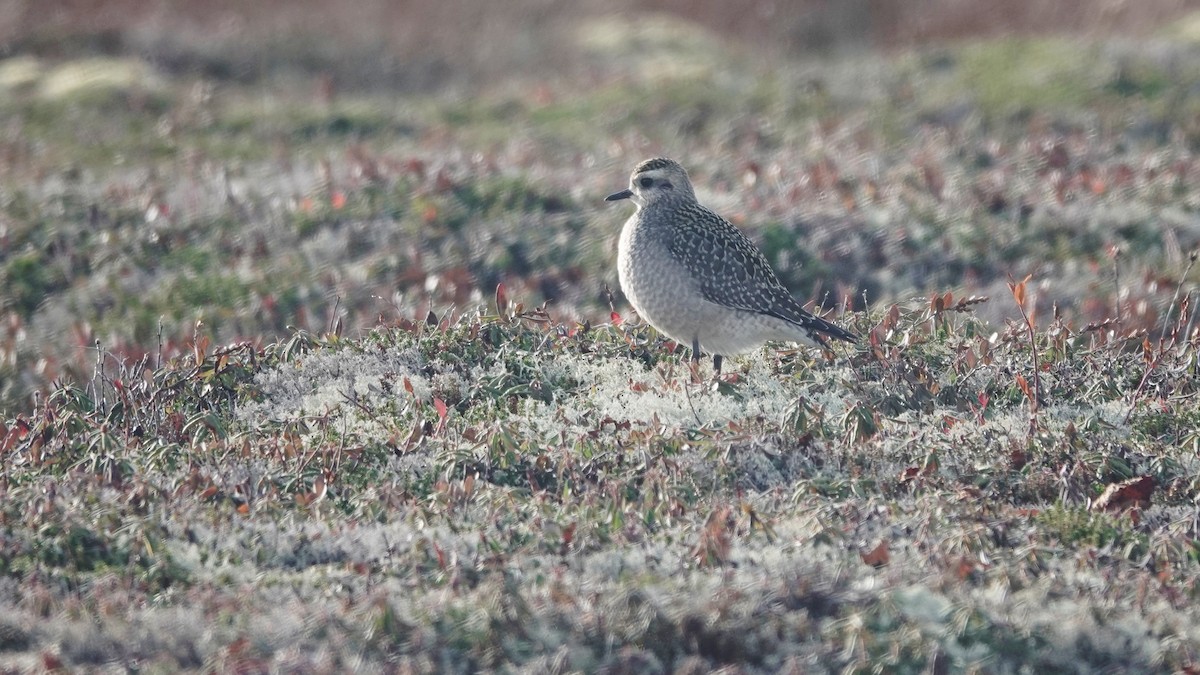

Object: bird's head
[606,157,695,208]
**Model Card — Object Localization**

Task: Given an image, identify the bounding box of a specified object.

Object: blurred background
[3,0,1200,413]
[3,1,1194,85]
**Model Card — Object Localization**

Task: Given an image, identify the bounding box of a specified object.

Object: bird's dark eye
[638,176,653,188]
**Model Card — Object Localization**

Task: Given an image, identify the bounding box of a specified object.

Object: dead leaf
[192,330,209,366]
[0,418,27,453]
[400,423,423,452]
[1008,275,1030,307]
[692,505,733,567]
[953,555,977,580]
[433,541,447,569]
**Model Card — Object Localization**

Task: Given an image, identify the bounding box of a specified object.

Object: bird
[606,157,856,374]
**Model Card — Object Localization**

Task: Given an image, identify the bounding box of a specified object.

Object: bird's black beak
[605,189,633,202]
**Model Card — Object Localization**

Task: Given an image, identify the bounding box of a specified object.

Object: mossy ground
[2,11,1200,672]
[2,297,1198,672]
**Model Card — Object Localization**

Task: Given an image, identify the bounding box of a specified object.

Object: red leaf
[1092,476,1155,512]
[861,541,890,567]
[41,652,63,670]
[404,157,426,178]
[0,419,25,453]
[610,311,623,326]
[887,304,901,329]
[433,398,449,436]
[1011,280,1026,307]
[495,283,509,312]
[561,522,577,555]
[1008,447,1028,470]
[1014,374,1031,400]
[954,555,978,579]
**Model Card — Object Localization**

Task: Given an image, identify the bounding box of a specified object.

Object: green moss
[2,251,64,317]
[452,175,569,216]
[948,38,1105,117]
[1036,506,1148,558]
[756,222,827,293]
[1105,57,1176,100]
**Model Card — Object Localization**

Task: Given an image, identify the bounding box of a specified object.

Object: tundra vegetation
[1,3,1199,671]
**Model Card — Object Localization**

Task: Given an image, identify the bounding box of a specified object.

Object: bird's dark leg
[712,354,723,375]
[688,337,703,383]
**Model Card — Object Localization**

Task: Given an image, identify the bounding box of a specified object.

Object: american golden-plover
[606,157,856,373]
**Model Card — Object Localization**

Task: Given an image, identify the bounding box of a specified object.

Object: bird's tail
[800,312,857,344]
